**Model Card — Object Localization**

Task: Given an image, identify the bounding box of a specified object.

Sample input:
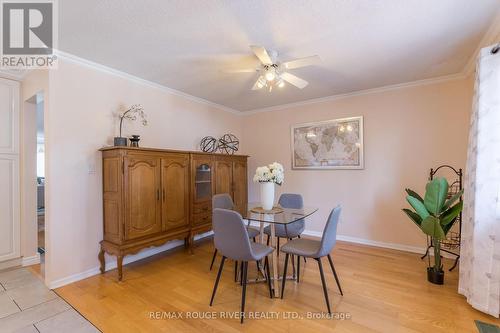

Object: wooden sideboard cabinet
[98,147,248,281]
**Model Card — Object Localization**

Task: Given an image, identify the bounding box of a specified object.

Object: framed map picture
[291,116,364,169]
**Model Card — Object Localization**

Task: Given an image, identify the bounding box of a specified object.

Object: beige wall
[242,78,473,249]
[44,59,242,286]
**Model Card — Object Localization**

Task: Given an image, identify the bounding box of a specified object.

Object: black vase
[114,137,128,147]
[129,135,140,147]
[427,267,444,285]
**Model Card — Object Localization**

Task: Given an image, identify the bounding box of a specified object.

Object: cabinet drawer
[193,202,211,214]
[193,212,211,225]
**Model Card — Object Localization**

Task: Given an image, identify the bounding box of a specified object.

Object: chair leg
[280,253,289,299]
[240,261,244,286]
[277,237,280,256]
[210,256,226,306]
[297,255,300,283]
[327,254,343,296]
[241,261,248,324]
[234,260,238,282]
[297,235,306,262]
[264,256,273,298]
[253,237,256,242]
[266,234,270,246]
[317,258,331,314]
[209,249,218,271]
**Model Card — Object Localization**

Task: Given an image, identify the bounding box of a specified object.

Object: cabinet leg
[117,255,124,281]
[98,249,105,274]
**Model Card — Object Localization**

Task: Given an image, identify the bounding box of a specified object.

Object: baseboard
[302,230,457,259]
[0,257,22,271]
[48,232,213,289]
[22,253,41,266]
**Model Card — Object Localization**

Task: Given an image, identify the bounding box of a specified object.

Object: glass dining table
[242,203,319,298]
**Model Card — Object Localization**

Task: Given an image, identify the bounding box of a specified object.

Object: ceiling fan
[223,45,320,91]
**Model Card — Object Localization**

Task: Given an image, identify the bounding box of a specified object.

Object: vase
[129,135,140,147]
[114,137,128,146]
[260,182,275,211]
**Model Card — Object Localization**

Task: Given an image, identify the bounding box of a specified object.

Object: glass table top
[243,203,318,224]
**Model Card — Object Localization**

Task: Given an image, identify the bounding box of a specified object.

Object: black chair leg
[277,237,280,256]
[266,234,270,246]
[280,253,289,299]
[327,254,343,296]
[209,249,218,271]
[317,258,331,314]
[264,256,273,298]
[297,255,300,283]
[210,256,226,306]
[253,237,256,242]
[241,261,248,324]
[240,261,244,286]
[297,236,306,263]
[234,260,238,282]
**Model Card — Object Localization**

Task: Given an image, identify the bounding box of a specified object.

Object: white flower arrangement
[253,162,284,185]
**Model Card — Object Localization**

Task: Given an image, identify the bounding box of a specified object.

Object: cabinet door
[191,155,213,204]
[215,158,233,196]
[124,155,162,240]
[0,156,20,261]
[232,159,248,215]
[161,154,189,231]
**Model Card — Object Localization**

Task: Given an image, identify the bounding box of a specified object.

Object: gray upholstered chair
[210,208,274,324]
[264,193,306,265]
[210,194,260,271]
[280,206,343,314]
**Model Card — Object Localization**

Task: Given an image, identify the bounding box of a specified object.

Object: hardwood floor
[55,239,500,332]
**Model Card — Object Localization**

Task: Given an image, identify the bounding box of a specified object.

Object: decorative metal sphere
[200,136,218,153]
[218,134,239,155]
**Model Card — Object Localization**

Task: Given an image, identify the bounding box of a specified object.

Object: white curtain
[459,44,500,318]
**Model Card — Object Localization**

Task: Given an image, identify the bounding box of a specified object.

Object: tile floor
[0,267,99,333]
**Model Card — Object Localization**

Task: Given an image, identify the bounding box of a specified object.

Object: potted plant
[114,104,147,146]
[402,177,463,285]
[253,162,284,210]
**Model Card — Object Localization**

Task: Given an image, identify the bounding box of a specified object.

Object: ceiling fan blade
[282,55,320,70]
[221,68,258,73]
[251,77,264,90]
[281,72,308,89]
[250,45,273,65]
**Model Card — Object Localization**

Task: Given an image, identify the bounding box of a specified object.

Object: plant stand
[421,165,462,271]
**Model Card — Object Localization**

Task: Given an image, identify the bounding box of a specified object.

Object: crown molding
[242,72,466,115]
[463,9,500,76]
[54,50,241,115]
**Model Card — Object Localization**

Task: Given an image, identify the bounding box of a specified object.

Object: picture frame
[291,116,364,170]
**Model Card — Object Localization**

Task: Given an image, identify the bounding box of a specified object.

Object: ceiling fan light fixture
[265,70,276,81]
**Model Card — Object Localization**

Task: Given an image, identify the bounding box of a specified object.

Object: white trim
[302,230,457,259]
[242,73,465,115]
[0,257,22,270]
[54,50,241,115]
[22,253,40,266]
[0,70,30,81]
[47,231,213,289]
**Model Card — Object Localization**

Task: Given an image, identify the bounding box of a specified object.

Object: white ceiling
[59,0,500,112]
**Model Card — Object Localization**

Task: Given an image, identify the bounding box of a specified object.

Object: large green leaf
[421,216,446,239]
[424,178,449,215]
[442,189,464,210]
[402,208,423,227]
[405,188,424,203]
[406,196,430,220]
[441,201,463,225]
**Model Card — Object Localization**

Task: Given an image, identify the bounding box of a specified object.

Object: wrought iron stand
[421,165,463,271]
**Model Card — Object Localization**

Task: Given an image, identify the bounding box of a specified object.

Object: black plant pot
[427,267,444,285]
[114,137,128,147]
